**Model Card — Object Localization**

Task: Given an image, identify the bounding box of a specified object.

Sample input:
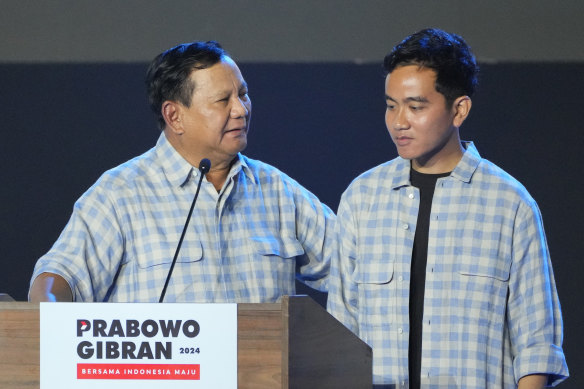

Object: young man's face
[384,65,467,173]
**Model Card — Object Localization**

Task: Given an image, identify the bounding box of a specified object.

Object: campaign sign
[40,303,237,388]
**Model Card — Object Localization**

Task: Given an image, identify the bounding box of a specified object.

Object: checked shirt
[327,142,568,388]
[31,133,334,303]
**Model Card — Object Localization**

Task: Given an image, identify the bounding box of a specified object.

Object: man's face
[174,56,251,166]
[385,65,463,173]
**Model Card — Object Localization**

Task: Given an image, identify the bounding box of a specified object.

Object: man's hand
[28,273,73,302]
[518,374,548,389]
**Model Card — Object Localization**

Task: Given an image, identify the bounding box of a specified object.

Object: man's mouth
[225,127,247,136]
[395,136,412,146]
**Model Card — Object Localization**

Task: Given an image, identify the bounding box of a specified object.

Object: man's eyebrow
[210,81,248,99]
[384,95,429,103]
[405,96,429,103]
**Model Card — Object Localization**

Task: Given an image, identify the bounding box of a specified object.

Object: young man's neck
[412,140,464,174]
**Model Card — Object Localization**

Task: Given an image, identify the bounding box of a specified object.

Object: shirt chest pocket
[136,239,204,269]
[245,235,305,293]
[456,254,511,282]
[353,254,394,285]
[455,255,511,325]
[353,255,395,323]
[249,235,305,259]
[454,252,511,312]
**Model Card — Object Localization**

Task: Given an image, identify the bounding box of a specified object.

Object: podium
[0,295,371,388]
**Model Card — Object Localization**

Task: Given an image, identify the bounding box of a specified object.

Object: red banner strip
[77,363,200,380]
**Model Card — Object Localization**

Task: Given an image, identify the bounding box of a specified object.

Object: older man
[30,41,333,303]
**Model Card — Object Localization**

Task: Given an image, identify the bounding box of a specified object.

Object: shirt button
[398,276,403,282]
[398,327,403,334]
[402,224,409,230]
[408,193,414,199]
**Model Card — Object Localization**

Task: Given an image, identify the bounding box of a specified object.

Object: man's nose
[392,108,408,130]
[231,96,249,118]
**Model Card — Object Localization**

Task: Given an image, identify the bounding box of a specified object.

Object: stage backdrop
[1,62,582,387]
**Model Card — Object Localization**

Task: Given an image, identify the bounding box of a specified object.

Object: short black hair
[383,28,479,106]
[146,41,227,130]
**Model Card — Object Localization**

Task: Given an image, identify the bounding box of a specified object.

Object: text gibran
[75,319,199,360]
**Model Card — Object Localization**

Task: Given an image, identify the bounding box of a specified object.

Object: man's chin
[229,140,248,155]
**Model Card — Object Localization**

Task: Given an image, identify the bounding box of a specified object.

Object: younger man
[327,28,568,388]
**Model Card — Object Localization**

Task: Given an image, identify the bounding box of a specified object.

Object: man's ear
[453,96,472,128]
[161,101,184,134]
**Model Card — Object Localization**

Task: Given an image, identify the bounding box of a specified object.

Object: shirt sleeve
[326,189,360,334]
[290,179,336,293]
[507,199,569,385]
[29,181,125,302]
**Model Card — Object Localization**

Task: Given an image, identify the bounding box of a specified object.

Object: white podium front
[40,303,237,388]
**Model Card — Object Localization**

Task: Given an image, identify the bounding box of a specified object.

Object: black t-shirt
[408,167,450,389]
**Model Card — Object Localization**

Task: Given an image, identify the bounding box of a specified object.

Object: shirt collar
[391,158,412,189]
[452,141,481,183]
[155,132,256,187]
[391,140,482,188]
[231,154,257,184]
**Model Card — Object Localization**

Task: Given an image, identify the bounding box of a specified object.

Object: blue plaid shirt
[327,142,568,388]
[31,133,334,302]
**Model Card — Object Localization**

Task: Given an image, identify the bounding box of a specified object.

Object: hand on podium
[29,272,73,302]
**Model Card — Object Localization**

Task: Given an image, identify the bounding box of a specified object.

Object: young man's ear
[453,96,472,128]
[161,101,184,134]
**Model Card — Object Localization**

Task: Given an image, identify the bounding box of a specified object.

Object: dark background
[1,62,582,386]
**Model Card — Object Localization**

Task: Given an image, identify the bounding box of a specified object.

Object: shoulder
[461,142,536,206]
[354,157,402,181]
[474,157,536,205]
[240,155,306,189]
[343,157,404,197]
[80,147,158,202]
[239,155,332,209]
[470,158,542,224]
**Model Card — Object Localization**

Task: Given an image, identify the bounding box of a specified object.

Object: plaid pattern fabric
[31,133,334,303]
[327,142,568,388]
